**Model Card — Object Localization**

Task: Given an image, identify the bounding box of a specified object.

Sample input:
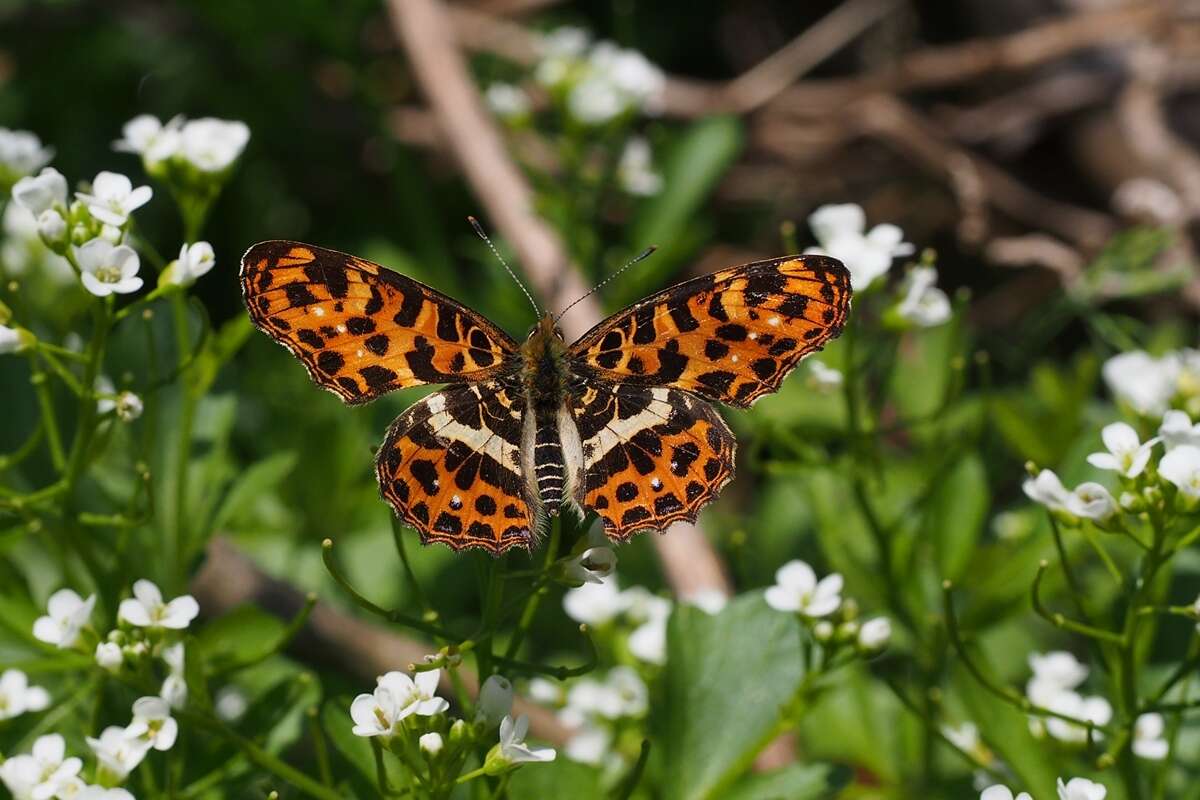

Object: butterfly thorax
[519,314,574,514]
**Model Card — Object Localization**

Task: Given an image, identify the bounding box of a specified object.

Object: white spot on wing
[768,316,781,327]
[313,306,326,317]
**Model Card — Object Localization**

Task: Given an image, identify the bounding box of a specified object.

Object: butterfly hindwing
[570,381,736,540]
[241,241,518,404]
[375,381,536,554]
[568,255,851,408]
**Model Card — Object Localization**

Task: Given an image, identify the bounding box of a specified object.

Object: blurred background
[2,0,1198,796]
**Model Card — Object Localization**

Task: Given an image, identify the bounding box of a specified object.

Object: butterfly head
[524,313,564,344]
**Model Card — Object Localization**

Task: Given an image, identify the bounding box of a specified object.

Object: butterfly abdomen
[532,413,565,513]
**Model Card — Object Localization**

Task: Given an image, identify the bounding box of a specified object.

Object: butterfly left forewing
[241,240,518,404]
[375,381,537,554]
[569,381,735,540]
[568,255,851,408]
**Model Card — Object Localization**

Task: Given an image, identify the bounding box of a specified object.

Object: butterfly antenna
[555,246,657,324]
[468,216,541,318]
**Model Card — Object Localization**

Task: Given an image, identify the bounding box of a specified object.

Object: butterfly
[241,240,851,555]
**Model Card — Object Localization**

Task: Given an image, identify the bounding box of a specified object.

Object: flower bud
[99,224,123,244]
[419,731,444,758]
[95,641,123,671]
[559,546,617,585]
[812,620,834,642]
[115,391,144,422]
[448,718,470,746]
[476,674,514,727]
[857,617,892,651]
[37,209,67,248]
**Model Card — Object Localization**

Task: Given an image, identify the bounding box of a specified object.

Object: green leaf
[194,604,287,667]
[659,594,804,800]
[928,454,989,581]
[721,763,851,800]
[320,699,396,797]
[508,759,605,800]
[210,450,299,532]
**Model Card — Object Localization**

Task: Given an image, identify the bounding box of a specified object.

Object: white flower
[0,128,53,180]
[113,114,183,165]
[764,560,843,617]
[1133,712,1168,760]
[0,734,82,800]
[160,642,187,709]
[86,725,150,781]
[98,224,123,245]
[568,75,626,124]
[1102,351,1179,417]
[32,588,95,648]
[617,137,662,197]
[0,669,50,720]
[179,118,250,172]
[95,376,117,415]
[605,666,648,717]
[75,239,143,297]
[623,587,672,665]
[527,677,563,706]
[75,171,152,227]
[1027,651,1088,706]
[0,324,26,355]
[1159,445,1200,498]
[163,241,216,287]
[1057,777,1106,800]
[127,695,179,751]
[564,724,611,765]
[1066,483,1117,523]
[12,167,67,216]
[95,642,123,672]
[350,670,448,738]
[215,686,248,722]
[806,360,843,393]
[1043,691,1111,743]
[682,589,727,615]
[896,267,951,327]
[419,732,444,757]
[563,574,625,625]
[498,714,556,764]
[543,26,590,57]
[77,788,135,800]
[477,674,514,726]
[1159,410,1200,451]
[943,722,980,753]
[562,546,617,585]
[589,42,664,111]
[858,617,892,650]
[806,203,914,290]
[1022,469,1070,513]
[118,579,199,629]
[981,787,1032,800]
[485,83,530,119]
[1086,422,1156,478]
[115,392,143,423]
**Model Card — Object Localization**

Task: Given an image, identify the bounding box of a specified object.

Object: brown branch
[718,0,902,113]
[449,2,1171,119]
[849,93,1117,250]
[191,538,572,744]
[386,0,732,602]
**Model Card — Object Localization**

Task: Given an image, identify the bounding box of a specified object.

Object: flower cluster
[562,573,680,665]
[0,127,53,190]
[349,667,554,790]
[534,27,665,126]
[4,579,198,799]
[981,776,1108,800]
[765,559,891,652]
[1024,408,1200,526]
[1102,348,1200,418]
[115,114,249,178]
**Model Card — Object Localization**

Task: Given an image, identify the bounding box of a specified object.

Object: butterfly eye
[525,324,539,340]
[553,325,564,340]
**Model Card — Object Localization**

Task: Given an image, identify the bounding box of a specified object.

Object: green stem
[391,515,433,616]
[169,292,194,589]
[321,539,457,639]
[502,521,561,662]
[1031,561,1126,645]
[27,353,65,471]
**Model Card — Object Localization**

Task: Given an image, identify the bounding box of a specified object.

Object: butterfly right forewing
[241,240,518,404]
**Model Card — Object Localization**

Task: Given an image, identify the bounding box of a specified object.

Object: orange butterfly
[241,241,851,554]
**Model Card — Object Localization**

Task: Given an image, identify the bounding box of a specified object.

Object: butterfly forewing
[567,255,851,408]
[241,241,518,404]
